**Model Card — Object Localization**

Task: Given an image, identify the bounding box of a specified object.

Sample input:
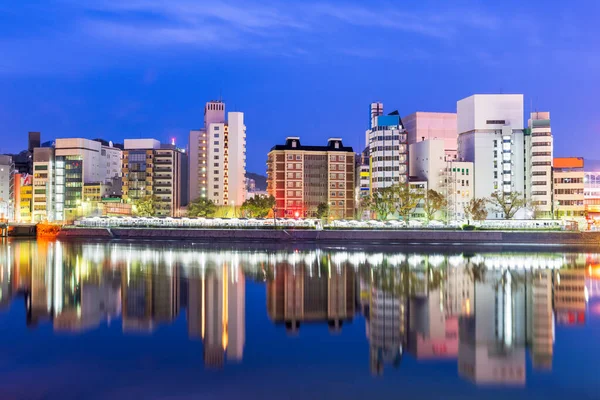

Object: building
[525,112,554,218]
[526,270,554,370]
[267,137,355,219]
[32,147,54,222]
[355,148,371,219]
[122,139,186,217]
[366,103,409,191]
[457,95,526,219]
[553,269,587,313]
[0,155,14,220]
[409,139,473,221]
[553,157,585,219]
[584,171,600,223]
[189,100,247,207]
[15,173,33,223]
[404,112,458,160]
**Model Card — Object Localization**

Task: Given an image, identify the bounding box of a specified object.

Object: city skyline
[1,1,599,174]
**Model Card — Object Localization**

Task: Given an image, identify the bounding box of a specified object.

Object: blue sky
[1,0,599,174]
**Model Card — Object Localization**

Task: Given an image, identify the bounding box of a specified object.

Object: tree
[241,195,275,218]
[464,198,487,224]
[369,187,395,220]
[133,195,156,217]
[422,189,447,222]
[392,184,424,222]
[316,202,329,219]
[487,191,526,220]
[187,197,217,218]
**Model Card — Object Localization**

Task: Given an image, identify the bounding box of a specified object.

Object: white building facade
[526,112,553,218]
[404,112,458,161]
[367,103,409,191]
[189,100,246,207]
[0,155,14,220]
[457,95,526,219]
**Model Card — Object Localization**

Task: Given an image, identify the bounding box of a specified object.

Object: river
[0,239,599,399]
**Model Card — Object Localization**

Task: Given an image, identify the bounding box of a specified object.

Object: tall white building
[457,95,526,219]
[189,100,246,207]
[526,112,553,218]
[366,103,409,191]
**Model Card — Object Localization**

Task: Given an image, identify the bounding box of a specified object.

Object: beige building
[267,137,355,219]
[122,139,185,217]
[553,157,585,219]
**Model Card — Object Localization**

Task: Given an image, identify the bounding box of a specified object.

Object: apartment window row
[374,146,404,152]
[287,172,302,179]
[532,152,551,156]
[532,161,551,166]
[532,132,551,137]
[555,178,583,184]
[330,182,345,189]
[287,190,302,197]
[330,201,345,206]
[375,166,401,172]
[329,173,346,179]
[555,188,584,195]
[376,177,400,182]
[330,191,345,197]
[287,154,302,161]
[374,156,403,162]
[531,181,547,186]
[532,191,547,196]
[329,155,347,161]
[532,171,547,176]
[287,181,302,188]
[556,200,584,206]
[532,142,552,147]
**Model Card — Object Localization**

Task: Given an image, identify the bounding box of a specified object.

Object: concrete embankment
[57,227,600,246]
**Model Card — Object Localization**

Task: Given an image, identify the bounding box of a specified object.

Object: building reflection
[0,241,597,383]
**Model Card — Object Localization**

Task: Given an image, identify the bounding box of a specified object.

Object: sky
[0,0,599,174]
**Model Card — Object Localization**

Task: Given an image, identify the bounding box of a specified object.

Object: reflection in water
[0,240,595,386]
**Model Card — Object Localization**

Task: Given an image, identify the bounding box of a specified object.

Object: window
[214,155,219,160]
[213,192,219,197]
[487,120,506,125]
[213,184,219,189]
[214,141,219,145]
[287,154,293,160]
[287,190,293,197]
[214,177,219,182]
[296,155,301,160]
[331,192,336,197]
[214,163,219,167]
[213,126,219,131]
[214,133,220,138]
[338,201,344,206]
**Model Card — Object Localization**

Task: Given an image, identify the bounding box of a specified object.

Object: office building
[526,112,554,218]
[189,100,247,207]
[553,157,585,219]
[267,137,355,219]
[366,103,409,190]
[404,112,458,160]
[457,95,526,218]
[355,148,371,218]
[0,155,14,220]
[122,139,185,217]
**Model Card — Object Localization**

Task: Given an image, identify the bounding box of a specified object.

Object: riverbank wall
[56,227,600,246]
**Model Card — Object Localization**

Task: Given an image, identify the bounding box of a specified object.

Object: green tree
[133,195,156,217]
[316,202,329,219]
[488,191,526,219]
[422,189,447,222]
[464,197,487,224]
[241,195,276,218]
[369,187,395,220]
[392,184,424,222]
[187,197,217,218]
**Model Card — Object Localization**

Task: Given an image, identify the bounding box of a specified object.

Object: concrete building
[409,139,473,221]
[267,137,355,219]
[457,95,526,219]
[553,157,585,219]
[14,173,33,223]
[404,112,458,160]
[526,270,554,370]
[122,139,186,217]
[32,147,54,222]
[526,112,554,218]
[0,155,14,220]
[189,100,247,207]
[366,104,409,190]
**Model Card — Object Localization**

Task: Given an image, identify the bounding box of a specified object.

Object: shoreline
[56,226,600,247]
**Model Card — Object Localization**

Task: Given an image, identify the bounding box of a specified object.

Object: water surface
[0,240,599,399]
